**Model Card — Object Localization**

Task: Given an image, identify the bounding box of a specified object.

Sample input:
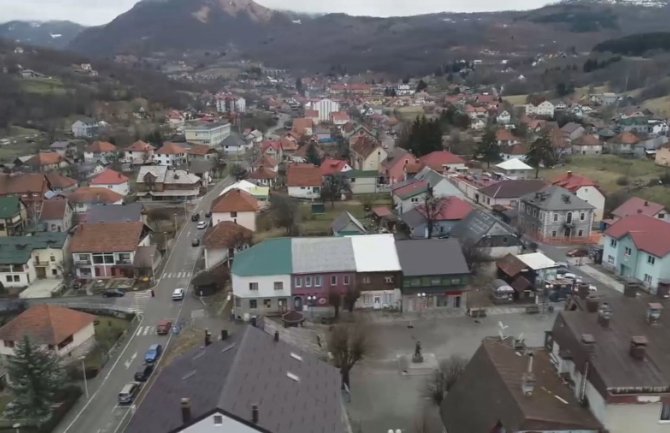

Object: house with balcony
[136,166,201,201]
[391,179,430,215]
[0,232,67,289]
[0,173,49,214]
[122,140,154,165]
[70,221,151,279]
[396,239,470,312]
[0,197,27,236]
[84,141,117,163]
[602,215,670,293]
[0,305,96,359]
[184,120,231,147]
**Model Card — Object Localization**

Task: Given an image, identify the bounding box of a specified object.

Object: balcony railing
[33,260,50,267]
[74,259,92,266]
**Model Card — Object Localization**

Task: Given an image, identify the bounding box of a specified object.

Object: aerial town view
[1,0,670,432]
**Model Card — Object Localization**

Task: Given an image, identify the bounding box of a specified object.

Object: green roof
[0,232,67,265]
[346,170,379,178]
[0,197,21,219]
[232,238,292,277]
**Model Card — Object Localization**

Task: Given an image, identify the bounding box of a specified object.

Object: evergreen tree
[306,144,321,166]
[526,131,556,178]
[6,336,65,425]
[295,77,304,95]
[416,79,428,92]
[474,128,501,168]
[403,116,443,157]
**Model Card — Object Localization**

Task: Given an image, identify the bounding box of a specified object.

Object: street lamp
[79,356,89,400]
[417,292,427,316]
[306,295,317,321]
[12,423,20,433]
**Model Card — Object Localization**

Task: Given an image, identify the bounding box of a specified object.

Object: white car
[197,220,208,230]
[172,288,185,301]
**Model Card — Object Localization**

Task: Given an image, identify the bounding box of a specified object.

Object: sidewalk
[354,305,545,324]
[578,265,624,293]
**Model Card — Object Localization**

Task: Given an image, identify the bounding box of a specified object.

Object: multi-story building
[0,197,27,236]
[307,98,340,123]
[0,232,67,288]
[153,142,188,167]
[184,121,231,147]
[551,171,606,222]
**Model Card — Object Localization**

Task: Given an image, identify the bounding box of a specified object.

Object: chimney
[581,333,595,354]
[585,295,600,313]
[647,302,663,325]
[597,302,612,327]
[251,405,259,424]
[644,201,649,206]
[521,353,536,396]
[180,398,192,424]
[274,331,279,342]
[221,329,228,341]
[567,170,572,177]
[204,329,212,346]
[630,336,648,360]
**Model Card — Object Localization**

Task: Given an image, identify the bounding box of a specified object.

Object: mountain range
[0,20,85,49]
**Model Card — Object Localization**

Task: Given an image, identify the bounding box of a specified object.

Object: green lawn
[20,77,66,95]
[94,316,131,350]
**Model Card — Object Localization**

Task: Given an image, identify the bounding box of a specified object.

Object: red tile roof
[280,136,299,152]
[574,135,600,147]
[372,206,392,218]
[40,198,68,220]
[0,173,47,195]
[605,215,670,257]
[125,140,154,152]
[351,135,381,159]
[248,166,277,180]
[70,221,145,253]
[68,187,123,204]
[551,172,597,192]
[612,197,666,219]
[26,152,64,167]
[211,189,260,213]
[331,111,350,123]
[203,221,253,249]
[0,305,95,346]
[261,140,282,154]
[257,154,277,168]
[45,172,77,190]
[156,142,188,155]
[392,179,429,199]
[287,164,322,187]
[90,168,128,186]
[320,158,350,176]
[612,131,640,145]
[417,196,473,221]
[292,118,313,136]
[304,109,319,118]
[87,141,117,153]
[419,151,465,171]
[188,144,215,156]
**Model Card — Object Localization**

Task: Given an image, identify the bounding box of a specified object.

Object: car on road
[197,220,208,230]
[144,344,162,364]
[156,320,172,335]
[172,288,185,301]
[102,289,125,298]
[555,261,569,269]
[192,238,200,247]
[118,382,141,405]
[134,364,154,382]
[205,211,212,218]
[191,213,200,222]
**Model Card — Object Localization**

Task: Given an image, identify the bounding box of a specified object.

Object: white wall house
[287,185,321,200]
[525,101,555,118]
[180,412,259,433]
[212,211,256,232]
[314,98,340,123]
[184,122,231,147]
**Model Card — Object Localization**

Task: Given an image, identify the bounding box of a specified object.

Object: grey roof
[395,239,469,276]
[125,326,345,433]
[400,207,426,229]
[86,203,144,224]
[291,237,356,273]
[479,179,547,199]
[331,211,367,234]
[49,141,71,150]
[560,122,583,134]
[221,133,247,149]
[522,185,595,211]
[189,158,215,175]
[414,167,445,187]
[450,209,519,244]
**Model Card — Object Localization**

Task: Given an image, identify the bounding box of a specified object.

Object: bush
[37,386,82,433]
[616,176,630,186]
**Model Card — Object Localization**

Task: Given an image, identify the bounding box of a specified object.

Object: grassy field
[641,95,670,117]
[20,77,66,95]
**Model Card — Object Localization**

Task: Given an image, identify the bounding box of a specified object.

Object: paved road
[266,112,290,139]
[55,177,234,433]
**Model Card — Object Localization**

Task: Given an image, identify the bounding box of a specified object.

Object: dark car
[192,238,200,247]
[144,344,162,364]
[191,213,200,222]
[205,211,212,218]
[134,364,154,382]
[102,289,125,298]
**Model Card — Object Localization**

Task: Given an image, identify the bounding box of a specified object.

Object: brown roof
[292,118,313,136]
[26,152,64,167]
[125,140,154,152]
[87,140,117,153]
[574,135,600,147]
[495,129,516,142]
[287,164,322,187]
[203,221,253,249]
[613,131,640,145]
[351,135,381,159]
[248,166,277,180]
[40,198,68,220]
[0,173,47,195]
[0,305,96,346]
[441,338,602,433]
[257,154,277,168]
[70,221,145,253]
[45,172,77,190]
[612,196,665,219]
[156,142,188,155]
[496,253,526,277]
[188,144,216,156]
[280,136,299,152]
[68,187,123,204]
[211,189,260,213]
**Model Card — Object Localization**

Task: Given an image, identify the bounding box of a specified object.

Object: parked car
[555,261,569,269]
[144,344,162,364]
[192,238,200,247]
[134,364,154,382]
[204,211,212,218]
[102,289,125,298]
[118,382,141,405]
[197,220,208,230]
[191,213,200,222]
[172,288,185,301]
[567,248,589,258]
[156,320,172,335]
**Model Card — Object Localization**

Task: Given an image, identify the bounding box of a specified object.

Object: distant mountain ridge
[0,20,85,49]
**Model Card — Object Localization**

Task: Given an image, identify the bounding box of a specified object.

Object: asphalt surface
[55,177,234,433]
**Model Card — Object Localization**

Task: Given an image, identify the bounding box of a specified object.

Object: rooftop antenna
[498,321,510,341]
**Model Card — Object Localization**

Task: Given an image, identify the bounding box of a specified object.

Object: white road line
[135,327,143,337]
[142,327,152,336]
[123,352,137,369]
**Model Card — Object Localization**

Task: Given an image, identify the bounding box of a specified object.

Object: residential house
[331,111,350,126]
[85,203,144,225]
[188,144,218,161]
[350,135,387,171]
[496,252,558,293]
[167,110,186,128]
[71,120,98,138]
[304,109,320,125]
[419,151,466,173]
[261,140,283,162]
[184,120,231,146]
[89,168,129,196]
[606,132,642,157]
[495,129,519,147]
[291,237,357,311]
[548,296,670,433]
[345,170,382,195]
[551,171,606,222]
[45,172,77,193]
[391,179,429,214]
[154,142,188,167]
[396,239,470,312]
[188,159,215,188]
[0,173,49,214]
[202,221,253,270]
[572,134,602,155]
[122,140,154,165]
[470,117,486,130]
[24,152,69,172]
[655,143,670,167]
[518,185,595,243]
[231,238,293,319]
[477,179,547,210]
[501,143,528,161]
[602,215,670,292]
[70,221,151,279]
[442,337,602,433]
[525,101,555,118]
[247,165,277,187]
[0,305,96,359]
[39,198,73,233]
[350,234,402,310]
[0,232,67,289]
[220,181,270,204]
[287,164,321,200]
[210,189,260,232]
[401,195,473,238]
[49,141,75,156]
[0,197,27,236]
[320,159,352,177]
[561,122,585,142]
[496,110,512,125]
[136,166,201,201]
[124,325,347,433]
[451,209,523,258]
[380,149,419,185]
[215,94,246,113]
[494,158,534,180]
[84,141,117,163]
[244,129,263,144]
[331,211,367,236]
[610,197,670,224]
[291,118,314,137]
[221,133,252,155]
[67,187,124,214]
[414,167,465,199]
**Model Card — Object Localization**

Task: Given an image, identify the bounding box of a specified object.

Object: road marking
[124,352,137,369]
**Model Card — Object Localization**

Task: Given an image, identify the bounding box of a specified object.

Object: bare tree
[270,194,299,235]
[343,285,360,312]
[422,355,467,406]
[328,288,342,319]
[460,239,488,276]
[329,322,369,389]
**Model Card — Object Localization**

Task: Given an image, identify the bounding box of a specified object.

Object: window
[580,213,585,221]
[578,230,583,237]
[249,299,257,309]
[566,212,573,224]
[607,255,614,264]
[362,276,371,284]
[314,276,322,287]
[5,276,11,283]
[50,255,55,262]
[551,231,557,237]
[384,276,394,284]
[4,340,14,348]
[47,344,54,350]
[659,213,666,219]
[610,239,617,248]
[52,269,57,276]
[274,281,283,291]
[644,274,653,285]
[263,299,272,308]
[249,282,259,291]
[213,415,223,425]
[624,247,632,256]
[295,277,302,287]
[648,255,656,265]
[331,275,337,285]
[553,213,558,222]
[411,197,419,203]
[305,276,312,287]
[231,211,237,218]
[343,275,350,285]
[661,403,670,421]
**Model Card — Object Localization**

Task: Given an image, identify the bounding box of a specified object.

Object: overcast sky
[0,0,549,26]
